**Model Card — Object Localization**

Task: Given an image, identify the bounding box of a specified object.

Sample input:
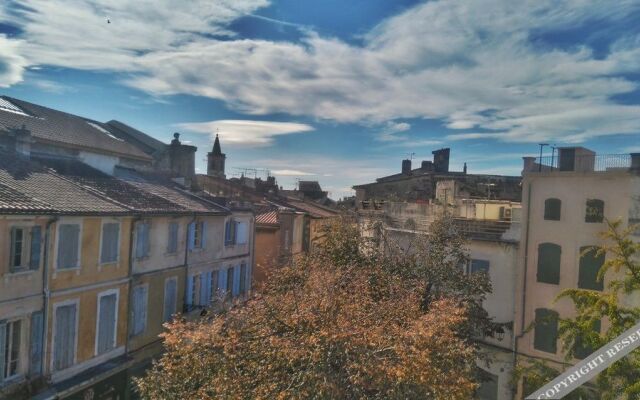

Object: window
[578,246,605,291]
[53,303,77,371]
[9,226,42,272]
[188,221,205,250]
[225,219,236,246]
[167,222,179,254]
[210,270,219,303]
[135,222,151,259]
[239,263,247,294]
[96,291,118,355]
[163,278,177,322]
[1,320,21,380]
[544,198,561,221]
[575,320,601,360]
[475,368,499,400]
[9,227,24,271]
[585,199,604,223]
[236,221,248,245]
[226,267,234,299]
[100,222,119,264]
[199,272,210,306]
[536,243,561,284]
[534,308,558,353]
[57,224,80,270]
[470,259,490,274]
[131,285,148,336]
[29,311,43,377]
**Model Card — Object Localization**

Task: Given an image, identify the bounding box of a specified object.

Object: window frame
[131,284,149,336]
[543,198,562,221]
[225,219,236,246]
[469,259,490,274]
[3,319,22,380]
[51,298,79,372]
[585,199,604,223]
[94,288,119,356]
[193,221,204,249]
[9,226,26,272]
[166,221,179,254]
[163,277,178,322]
[99,220,121,265]
[536,242,561,285]
[55,221,82,271]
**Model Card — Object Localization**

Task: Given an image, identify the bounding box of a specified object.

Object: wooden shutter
[224,220,231,245]
[237,222,248,244]
[226,268,234,298]
[167,223,178,253]
[199,272,210,306]
[29,311,43,376]
[536,243,561,284]
[240,263,247,293]
[101,223,119,263]
[97,294,117,354]
[186,276,194,309]
[218,269,227,296]
[135,223,145,259]
[132,286,147,335]
[534,308,558,353]
[164,279,177,322]
[58,224,80,269]
[232,266,240,297]
[187,222,195,250]
[578,246,605,291]
[544,198,561,221]
[0,320,6,382]
[54,304,76,370]
[143,224,151,257]
[201,222,207,249]
[29,226,42,270]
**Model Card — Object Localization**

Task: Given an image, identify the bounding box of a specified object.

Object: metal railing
[530,153,631,173]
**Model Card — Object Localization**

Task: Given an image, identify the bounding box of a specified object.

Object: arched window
[585,199,604,223]
[544,198,561,221]
[534,308,559,353]
[578,246,604,291]
[537,243,561,284]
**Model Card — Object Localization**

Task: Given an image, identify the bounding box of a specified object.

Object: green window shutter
[534,308,558,353]
[578,246,605,291]
[544,198,561,221]
[575,320,601,360]
[536,243,561,284]
[585,199,604,223]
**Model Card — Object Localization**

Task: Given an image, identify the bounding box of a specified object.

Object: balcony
[524,150,639,174]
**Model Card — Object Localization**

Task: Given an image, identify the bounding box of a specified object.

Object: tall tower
[207,134,226,178]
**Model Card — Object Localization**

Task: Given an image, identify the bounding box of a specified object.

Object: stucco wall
[254,226,279,285]
[132,216,189,275]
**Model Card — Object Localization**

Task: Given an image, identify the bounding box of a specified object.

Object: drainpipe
[125,215,141,355]
[183,213,196,312]
[513,179,533,396]
[41,216,58,377]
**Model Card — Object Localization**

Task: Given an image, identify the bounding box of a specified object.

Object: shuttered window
[135,222,151,259]
[163,278,177,322]
[29,226,41,270]
[9,227,25,271]
[1,320,21,379]
[536,243,561,284]
[575,320,601,360]
[57,224,80,270]
[96,292,117,355]
[470,259,490,274]
[186,275,195,311]
[232,266,241,297]
[578,246,605,291]
[167,222,179,254]
[239,263,247,294]
[534,308,558,353]
[131,286,148,336]
[585,199,604,223]
[53,303,77,371]
[236,222,248,245]
[200,272,210,306]
[544,198,561,221]
[100,222,119,264]
[29,311,43,377]
[225,219,236,246]
[210,270,219,303]
[217,269,227,301]
[226,267,234,299]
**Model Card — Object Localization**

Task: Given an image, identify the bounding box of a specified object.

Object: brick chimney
[402,159,412,175]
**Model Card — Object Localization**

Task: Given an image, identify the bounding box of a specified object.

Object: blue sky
[1,0,640,199]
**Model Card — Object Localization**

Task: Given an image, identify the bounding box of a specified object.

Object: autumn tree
[136,218,480,399]
[519,219,640,399]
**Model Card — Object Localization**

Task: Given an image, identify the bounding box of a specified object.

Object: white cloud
[376,121,411,142]
[2,0,640,143]
[271,169,315,176]
[0,35,27,87]
[176,119,314,146]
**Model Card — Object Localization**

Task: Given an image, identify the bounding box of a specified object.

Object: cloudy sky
[1,0,640,198]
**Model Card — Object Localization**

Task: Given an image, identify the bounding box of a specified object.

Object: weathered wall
[254,226,279,285]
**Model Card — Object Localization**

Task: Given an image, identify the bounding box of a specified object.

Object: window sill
[134,256,150,262]
[6,268,35,276]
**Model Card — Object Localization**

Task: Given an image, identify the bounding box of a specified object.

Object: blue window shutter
[143,224,151,256]
[187,222,195,250]
[186,276,194,308]
[224,220,231,244]
[30,226,42,270]
[232,266,240,296]
[201,222,207,249]
[30,311,43,376]
[135,223,145,259]
[199,272,210,306]
[218,269,227,294]
[0,320,6,382]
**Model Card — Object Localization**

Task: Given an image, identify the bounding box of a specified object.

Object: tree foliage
[136,217,482,399]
